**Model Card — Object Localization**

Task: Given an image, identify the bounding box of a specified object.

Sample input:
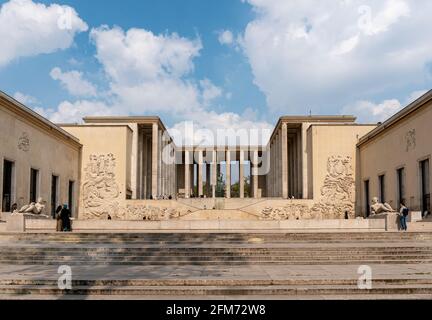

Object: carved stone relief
[259,155,355,220]
[311,155,355,219]
[260,203,312,220]
[122,205,192,221]
[18,132,30,152]
[82,154,120,219]
[405,129,416,152]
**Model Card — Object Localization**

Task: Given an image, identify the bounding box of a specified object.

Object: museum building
[1,89,431,221]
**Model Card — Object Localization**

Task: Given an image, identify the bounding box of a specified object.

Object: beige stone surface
[358,96,432,215]
[62,125,132,220]
[0,94,81,217]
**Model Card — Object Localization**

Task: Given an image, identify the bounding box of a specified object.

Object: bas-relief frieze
[123,205,192,221]
[82,153,120,219]
[18,132,30,152]
[81,153,192,220]
[405,129,416,152]
[260,156,356,220]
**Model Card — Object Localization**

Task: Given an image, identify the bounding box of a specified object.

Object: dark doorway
[364,180,370,217]
[68,180,74,214]
[51,175,59,218]
[397,168,405,207]
[30,168,39,203]
[420,159,430,214]
[379,175,385,203]
[2,160,14,212]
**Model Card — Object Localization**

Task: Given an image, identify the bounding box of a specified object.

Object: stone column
[131,123,139,199]
[226,150,231,199]
[252,150,259,198]
[141,131,148,199]
[206,163,211,198]
[185,150,190,198]
[239,150,245,199]
[281,123,288,199]
[212,150,217,198]
[198,150,203,197]
[302,123,309,199]
[158,129,163,197]
[151,123,159,199]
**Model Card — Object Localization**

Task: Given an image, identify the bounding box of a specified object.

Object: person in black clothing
[60,204,72,232]
[55,205,63,232]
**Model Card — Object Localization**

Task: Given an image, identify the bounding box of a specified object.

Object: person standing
[55,205,63,232]
[399,203,409,232]
[60,204,72,232]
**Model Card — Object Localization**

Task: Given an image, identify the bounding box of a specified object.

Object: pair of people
[55,204,72,232]
[399,203,410,231]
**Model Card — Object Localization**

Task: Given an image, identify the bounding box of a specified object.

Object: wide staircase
[0,232,431,299]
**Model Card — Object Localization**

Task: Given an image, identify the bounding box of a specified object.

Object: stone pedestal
[6,215,25,232]
[369,212,399,231]
[408,211,423,223]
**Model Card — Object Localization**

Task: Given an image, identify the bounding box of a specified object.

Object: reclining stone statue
[370,197,394,215]
[13,197,47,216]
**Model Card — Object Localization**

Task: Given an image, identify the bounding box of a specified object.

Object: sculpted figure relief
[18,132,30,152]
[13,197,47,216]
[124,205,188,221]
[260,204,312,221]
[370,197,394,215]
[82,154,120,219]
[259,156,356,220]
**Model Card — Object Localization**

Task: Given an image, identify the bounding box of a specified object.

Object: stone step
[1,247,430,253]
[2,232,431,240]
[2,259,431,266]
[2,253,432,259]
[1,293,432,300]
[2,278,432,286]
[2,284,432,296]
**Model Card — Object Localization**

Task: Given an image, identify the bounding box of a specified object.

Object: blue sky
[1,0,432,144]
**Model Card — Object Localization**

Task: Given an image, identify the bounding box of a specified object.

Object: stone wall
[0,101,81,217]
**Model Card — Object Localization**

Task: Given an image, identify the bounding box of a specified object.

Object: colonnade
[183,149,260,199]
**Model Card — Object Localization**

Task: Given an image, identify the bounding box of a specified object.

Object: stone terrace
[0,231,431,300]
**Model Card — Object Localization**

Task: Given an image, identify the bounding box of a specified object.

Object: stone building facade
[0,92,81,218]
[1,89,431,221]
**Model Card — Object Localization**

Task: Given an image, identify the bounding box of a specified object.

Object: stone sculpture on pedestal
[370,197,394,215]
[13,197,47,216]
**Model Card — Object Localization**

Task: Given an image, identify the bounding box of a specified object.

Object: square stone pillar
[226,150,231,199]
[185,151,191,199]
[198,151,204,197]
[239,150,245,199]
[158,129,163,197]
[212,150,217,198]
[252,150,259,198]
[281,123,288,199]
[130,123,139,199]
[151,123,159,199]
[206,163,211,198]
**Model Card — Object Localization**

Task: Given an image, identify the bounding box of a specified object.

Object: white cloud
[342,90,429,123]
[342,99,402,124]
[200,79,222,106]
[0,0,88,66]
[218,30,234,45]
[406,90,428,104]
[241,0,432,114]
[50,67,97,97]
[46,100,115,124]
[13,91,39,106]
[41,25,273,141]
[90,26,202,84]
